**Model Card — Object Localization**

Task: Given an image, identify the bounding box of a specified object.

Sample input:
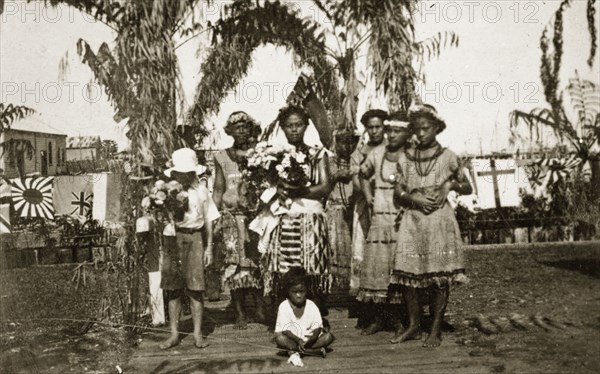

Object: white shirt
[275,299,323,342]
[176,183,220,230]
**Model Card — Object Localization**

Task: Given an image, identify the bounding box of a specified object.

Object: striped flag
[1,181,11,233]
[0,204,10,233]
[11,177,55,219]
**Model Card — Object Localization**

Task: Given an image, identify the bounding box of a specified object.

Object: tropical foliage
[188,1,340,132]
[0,103,35,131]
[189,0,457,141]
[0,103,36,175]
[510,73,600,161]
[6,0,207,327]
[509,0,599,161]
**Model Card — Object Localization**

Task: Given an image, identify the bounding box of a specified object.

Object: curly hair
[360,109,388,126]
[277,105,309,127]
[281,267,309,294]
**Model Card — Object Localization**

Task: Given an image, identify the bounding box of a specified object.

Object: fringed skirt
[391,204,467,288]
[356,214,402,304]
[262,212,332,296]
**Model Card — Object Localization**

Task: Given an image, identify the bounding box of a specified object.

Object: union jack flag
[11,177,55,219]
[71,191,93,217]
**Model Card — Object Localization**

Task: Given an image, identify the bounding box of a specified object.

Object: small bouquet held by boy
[274,268,335,367]
[241,141,313,211]
[141,179,190,224]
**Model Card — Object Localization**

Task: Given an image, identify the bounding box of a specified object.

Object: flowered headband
[225,111,260,132]
[383,119,410,128]
[408,104,446,132]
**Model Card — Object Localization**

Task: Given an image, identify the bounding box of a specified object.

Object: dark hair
[360,109,388,126]
[282,267,308,294]
[278,105,309,127]
[387,111,409,122]
[408,104,446,134]
[224,111,261,136]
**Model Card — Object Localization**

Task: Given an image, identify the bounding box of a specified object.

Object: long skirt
[326,203,352,288]
[215,211,262,291]
[356,215,402,304]
[262,212,332,297]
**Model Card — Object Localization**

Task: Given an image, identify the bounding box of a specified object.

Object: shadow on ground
[146,357,285,374]
[538,259,600,279]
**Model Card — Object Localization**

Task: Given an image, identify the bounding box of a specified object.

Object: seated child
[274,268,335,362]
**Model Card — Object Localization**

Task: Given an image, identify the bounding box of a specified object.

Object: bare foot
[233,316,248,330]
[361,321,384,336]
[390,325,421,344]
[194,336,209,349]
[159,335,180,350]
[423,333,442,348]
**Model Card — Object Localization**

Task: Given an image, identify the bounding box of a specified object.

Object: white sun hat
[164,148,207,177]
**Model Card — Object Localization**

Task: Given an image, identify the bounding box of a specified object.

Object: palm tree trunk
[590,157,600,200]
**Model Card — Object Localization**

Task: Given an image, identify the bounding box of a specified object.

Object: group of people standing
[156,103,473,357]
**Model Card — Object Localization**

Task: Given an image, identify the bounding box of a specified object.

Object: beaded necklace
[415,142,443,177]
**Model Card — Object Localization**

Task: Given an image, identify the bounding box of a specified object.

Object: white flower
[154,180,166,190]
[167,180,182,192]
[275,165,284,172]
[293,152,306,163]
[141,196,151,208]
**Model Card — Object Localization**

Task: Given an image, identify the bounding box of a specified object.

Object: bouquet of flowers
[141,180,189,223]
[241,142,312,208]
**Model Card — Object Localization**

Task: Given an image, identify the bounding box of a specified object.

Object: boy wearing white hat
[160,148,220,350]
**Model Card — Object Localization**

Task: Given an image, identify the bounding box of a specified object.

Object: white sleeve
[308,300,323,330]
[198,185,220,222]
[274,301,288,333]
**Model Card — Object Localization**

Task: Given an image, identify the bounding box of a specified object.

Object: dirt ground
[450,244,600,373]
[0,265,135,373]
[1,242,599,373]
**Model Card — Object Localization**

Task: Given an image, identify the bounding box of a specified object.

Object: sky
[1,0,599,154]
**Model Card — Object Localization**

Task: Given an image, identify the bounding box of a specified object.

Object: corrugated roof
[67,136,101,148]
[8,115,66,136]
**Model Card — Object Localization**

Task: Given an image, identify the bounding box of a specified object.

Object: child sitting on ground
[274,268,335,365]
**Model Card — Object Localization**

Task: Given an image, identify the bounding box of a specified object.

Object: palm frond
[415,31,459,62]
[567,73,600,133]
[342,0,417,111]
[0,103,36,130]
[587,0,597,68]
[188,0,339,135]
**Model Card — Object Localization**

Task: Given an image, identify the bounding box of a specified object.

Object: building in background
[66,136,101,161]
[0,116,67,178]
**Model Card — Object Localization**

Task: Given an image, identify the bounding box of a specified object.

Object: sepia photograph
[1,0,599,373]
